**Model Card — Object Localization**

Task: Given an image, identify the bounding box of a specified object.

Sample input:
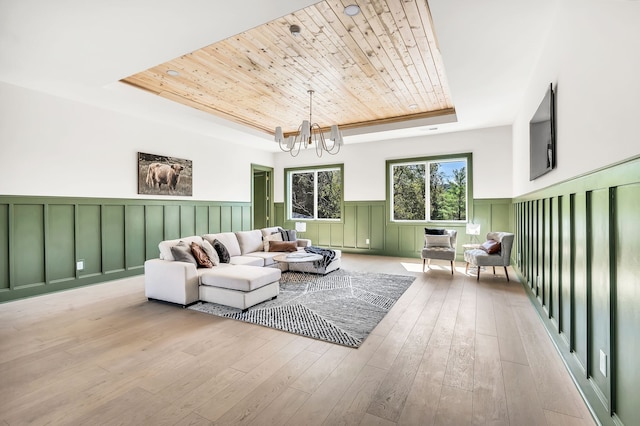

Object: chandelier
[274,89,343,157]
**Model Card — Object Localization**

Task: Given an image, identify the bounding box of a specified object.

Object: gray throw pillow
[276,228,297,241]
[170,241,198,265]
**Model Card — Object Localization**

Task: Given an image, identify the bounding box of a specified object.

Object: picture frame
[137,152,192,196]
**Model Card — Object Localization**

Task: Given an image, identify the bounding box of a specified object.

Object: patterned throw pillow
[276,228,297,241]
[480,240,501,254]
[212,239,231,263]
[268,240,298,252]
[170,241,198,265]
[425,234,451,248]
[263,233,283,252]
[201,239,220,266]
[190,242,213,268]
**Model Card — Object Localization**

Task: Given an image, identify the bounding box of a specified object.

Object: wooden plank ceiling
[122,0,454,137]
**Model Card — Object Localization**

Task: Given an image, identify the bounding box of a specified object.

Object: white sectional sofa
[144,226,341,310]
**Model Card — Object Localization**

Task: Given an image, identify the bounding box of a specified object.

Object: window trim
[285,163,344,223]
[386,153,473,225]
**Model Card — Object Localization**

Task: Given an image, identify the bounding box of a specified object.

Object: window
[287,165,342,220]
[389,155,470,222]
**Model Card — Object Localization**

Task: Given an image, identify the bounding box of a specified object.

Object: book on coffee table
[286,252,315,259]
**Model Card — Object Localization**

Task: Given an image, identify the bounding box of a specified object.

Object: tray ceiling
[122,0,455,137]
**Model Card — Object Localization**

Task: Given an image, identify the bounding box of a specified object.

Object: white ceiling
[0,0,558,150]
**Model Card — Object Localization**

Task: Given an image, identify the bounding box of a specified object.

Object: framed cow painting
[138,152,193,196]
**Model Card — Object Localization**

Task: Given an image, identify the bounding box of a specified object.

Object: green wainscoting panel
[317,223,331,246]
[573,192,588,370]
[231,206,242,231]
[0,196,250,303]
[0,204,9,289]
[588,188,611,407]
[145,205,164,260]
[77,204,102,277]
[125,205,145,270]
[180,205,195,237]
[195,206,208,236]
[164,205,180,240]
[343,205,357,248]
[14,204,45,287]
[241,206,252,231]
[513,156,640,426]
[370,205,385,250]
[102,205,125,274]
[399,226,416,254]
[356,205,369,249]
[330,223,342,247]
[221,206,232,231]
[48,204,76,283]
[209,205,221,234]
[615,183,640,426]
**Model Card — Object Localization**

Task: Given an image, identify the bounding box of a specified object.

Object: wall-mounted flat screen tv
[529,83,556,180]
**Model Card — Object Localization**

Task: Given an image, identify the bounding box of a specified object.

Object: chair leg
[422,259,426,272]
[477,266,481,281]
[504,266,510,282]
[465,262,469,274]
[427,258,431,269]
[493,266,496,274]
[450,261,454,275]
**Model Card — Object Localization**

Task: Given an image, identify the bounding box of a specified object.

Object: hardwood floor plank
[472,334,509,426]
[543,410,594,426]
[290,343,352,393]
[434,384,473,426]
[492,291,529,365]
[501,360,547,426]
[358,413,397,425]
[247,387,310,426]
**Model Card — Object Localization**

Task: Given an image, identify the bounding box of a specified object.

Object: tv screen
[529,83,556,180]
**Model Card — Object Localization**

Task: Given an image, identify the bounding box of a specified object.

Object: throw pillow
[212,239,231,263]
[190,242,213,268]
[425,228,447,235]
[263,232,283,252]
[201,239,220,266]
[425,234,451,248]
[170,241,198,265]
[480,240,501,254]
[268,240,298,252]
[276,227,297,241]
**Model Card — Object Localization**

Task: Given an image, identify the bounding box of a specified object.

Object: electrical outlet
[599,350,607,377]
[365,238,370,244]
[76,260,84,271]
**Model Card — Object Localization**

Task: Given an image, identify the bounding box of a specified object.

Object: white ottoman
[199,265,280,311]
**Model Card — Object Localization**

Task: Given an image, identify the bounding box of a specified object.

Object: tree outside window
[391,157,468,222]
[289,167,342,220]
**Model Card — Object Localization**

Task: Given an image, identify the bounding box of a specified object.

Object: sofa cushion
[201,240,219,266]
[170,241,198,265]
[260,227,281,238]
[159,236,204,261]
[236,230,264,254]
[277,227,297,241]
[203,232,241,257]
[191,242,213,268]
[200,265,281,292]
[262,232,282,251]
[229,255,264,266]
[268,240,298,252]
[212,239,231,263]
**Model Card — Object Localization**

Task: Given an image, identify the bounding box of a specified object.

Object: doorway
[251,164,273,229]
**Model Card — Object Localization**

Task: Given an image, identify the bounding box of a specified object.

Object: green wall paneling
[125,205,145,270]
[14,204,45,287]
[588,188,611,407]
[47,204,76,283]
[370,205,385,250]
[241,205,252,231]
[231,205,242,231]
[163,205,180,240]
[221,206,232,231]
[356,205,369,249]
[195,206,208,236]
[102,205,125,274]
[77,204,102,277]
[615,183,640,426]
[317,223,331,246]
[513,156,640,426]
[208,205,221,234]
[180,205,195,237]
[343,205,357,248]
[0,196,250,303]
[573,192,588,371]
[330,223,343,247]
[0,204,8,289]
[145,205,164,260]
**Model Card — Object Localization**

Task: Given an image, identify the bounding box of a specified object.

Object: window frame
[285,163,344,222]
[386,153,473,224]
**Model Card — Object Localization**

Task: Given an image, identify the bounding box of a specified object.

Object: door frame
[251,164,274,229]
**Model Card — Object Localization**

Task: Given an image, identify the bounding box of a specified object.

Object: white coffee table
[273,252,323,280]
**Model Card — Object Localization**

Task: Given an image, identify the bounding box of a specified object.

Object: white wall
[512,0,640,196]
[273,125,513,202]
[0,82,274,201]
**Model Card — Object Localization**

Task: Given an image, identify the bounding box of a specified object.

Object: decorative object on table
[274,89,343,158]
[464,232,514,281]
[421,229,457,274]
[466,222,481,244]
[137,152,192,196]
[188,269,416,348]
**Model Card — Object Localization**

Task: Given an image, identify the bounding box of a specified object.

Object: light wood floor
[0,254,595,426]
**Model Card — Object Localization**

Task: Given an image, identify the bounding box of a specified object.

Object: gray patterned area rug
[188,269,416,348]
